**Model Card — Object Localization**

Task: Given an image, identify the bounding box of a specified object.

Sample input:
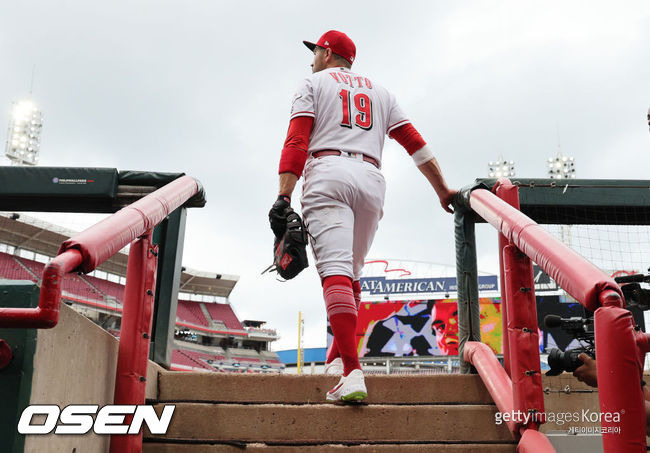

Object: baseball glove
[264,210,309,280]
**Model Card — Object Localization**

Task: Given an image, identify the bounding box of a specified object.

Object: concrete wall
[541,374,600,433]
[543,372,650,447]
[23,304,161,453]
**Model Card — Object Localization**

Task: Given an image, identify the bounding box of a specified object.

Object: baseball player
[270,30,457,402]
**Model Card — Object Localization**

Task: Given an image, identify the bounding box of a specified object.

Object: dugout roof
[0,166,206,212]
[0,166,238,298]
[472,178,650,225]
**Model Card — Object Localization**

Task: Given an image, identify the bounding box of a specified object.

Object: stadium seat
[176,300,209,327]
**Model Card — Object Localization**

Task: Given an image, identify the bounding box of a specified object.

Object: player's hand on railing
[439,189,458,214]
[573,353,598,388]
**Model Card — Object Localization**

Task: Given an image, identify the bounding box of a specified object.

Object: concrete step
[144,442,517,452]
[145,403,512,443]
[156,372,494,405]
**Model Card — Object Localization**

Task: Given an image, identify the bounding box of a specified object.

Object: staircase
[199,302,213,326]
[143,372,515,452]
[12,256,39,281]
[78,273,107,298]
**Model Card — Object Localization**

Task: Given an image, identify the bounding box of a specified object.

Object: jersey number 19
[338,89,373,131]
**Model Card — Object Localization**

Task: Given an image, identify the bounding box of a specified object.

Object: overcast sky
[1,1,649,350]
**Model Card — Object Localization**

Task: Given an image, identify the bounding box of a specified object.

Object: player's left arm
[417,157,456,214]
[278,173,299,199]
[390,123,457,213]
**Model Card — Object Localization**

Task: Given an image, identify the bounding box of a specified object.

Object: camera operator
[544,310,650,434]
[572,352,598,388]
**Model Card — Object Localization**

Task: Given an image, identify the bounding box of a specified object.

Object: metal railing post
[151,208,186,366]
[493,179,521,377]
[110,231,158,453]
[502,245,545,426]
[454,204,481,374]
[497,234,510,376]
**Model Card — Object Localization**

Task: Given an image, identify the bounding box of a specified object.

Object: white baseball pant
[301,154,386,280]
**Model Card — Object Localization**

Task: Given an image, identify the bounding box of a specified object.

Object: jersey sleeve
[289,77,316,120]
[389,123,426,155]
[278,116,314,177]
[385,93,410,134]
[389,123,434,166]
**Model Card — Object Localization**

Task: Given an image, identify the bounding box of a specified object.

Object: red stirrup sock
[329,313,360,376]
[326,339,340,363]
[323,275,361,376]
[353,280,361,310]
[327,279,362,364]
[326,280,363,364]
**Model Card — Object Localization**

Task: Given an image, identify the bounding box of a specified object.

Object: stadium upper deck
[0,211,283,372]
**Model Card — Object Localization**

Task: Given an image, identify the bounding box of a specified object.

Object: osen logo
[17,404,175,435]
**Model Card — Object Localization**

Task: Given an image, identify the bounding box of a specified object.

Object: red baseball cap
[303,30,356,64]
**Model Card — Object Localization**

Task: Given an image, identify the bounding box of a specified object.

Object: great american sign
[360,275,498,296]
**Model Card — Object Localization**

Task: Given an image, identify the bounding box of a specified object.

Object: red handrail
[463,342,557,452]
[465,178,644,452]
[58,175,200,273]
[470,185,623,312]
[0,175,199,329]
[463,341,516,432]
[0,249,83,328]
[0,174,201,453]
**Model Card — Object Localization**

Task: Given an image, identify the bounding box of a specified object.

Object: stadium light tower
[487,154,515,178]
[5,99,43,166]
[547,150,576,248]
[547,151,575,179]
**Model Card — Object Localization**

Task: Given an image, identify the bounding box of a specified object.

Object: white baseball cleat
[323,357,343,375]
[326,368,367,403]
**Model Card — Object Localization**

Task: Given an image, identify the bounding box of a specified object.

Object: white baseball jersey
[290,67,409,164]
